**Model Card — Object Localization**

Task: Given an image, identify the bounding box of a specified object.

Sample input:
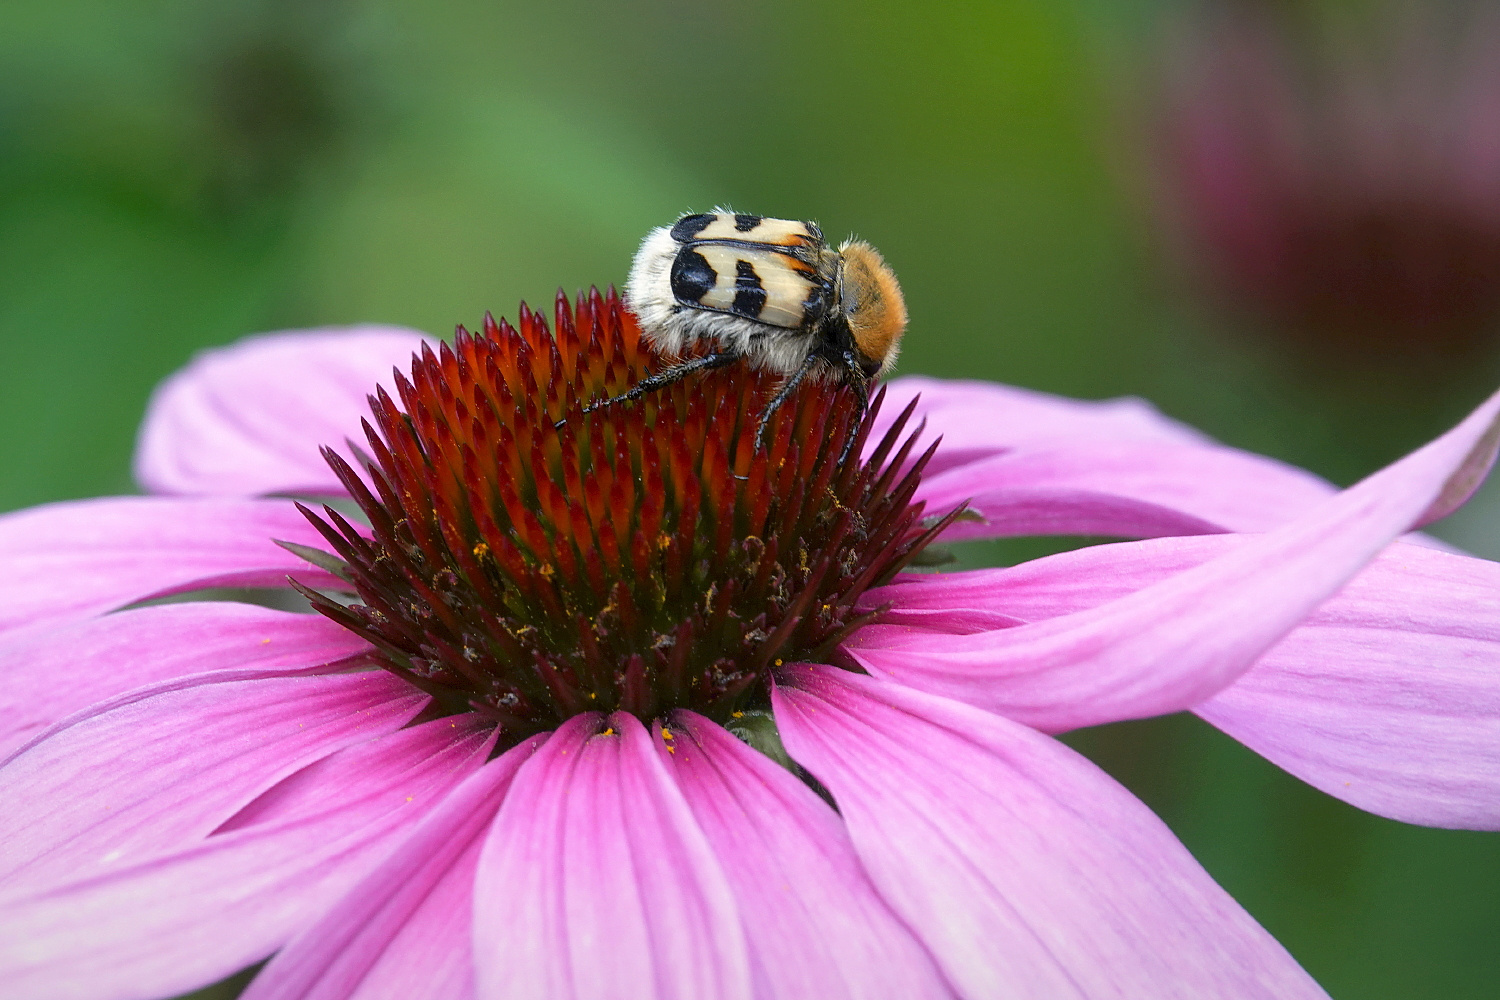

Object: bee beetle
[583,210,908,451]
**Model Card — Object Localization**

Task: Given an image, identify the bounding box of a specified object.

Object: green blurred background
[3,1,1497,997]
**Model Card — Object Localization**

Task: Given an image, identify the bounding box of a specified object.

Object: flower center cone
[292,287,959,748]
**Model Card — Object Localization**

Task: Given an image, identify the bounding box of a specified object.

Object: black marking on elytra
[670,214,716,242]
[670,249,717,304]
[800,282,830,328]
[733,213,763,233]
[730,259,768,319]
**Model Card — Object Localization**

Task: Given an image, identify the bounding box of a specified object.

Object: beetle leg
[555,350,741,429]
[753,351,822,451]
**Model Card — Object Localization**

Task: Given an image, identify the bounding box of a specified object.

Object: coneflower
[1,290,1497,999]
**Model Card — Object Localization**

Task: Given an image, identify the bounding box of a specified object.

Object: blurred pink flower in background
[0,296,1497,999]
[1150,0,1500,362]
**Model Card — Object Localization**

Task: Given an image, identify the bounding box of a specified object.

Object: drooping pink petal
[0,715,495,1000]
[0,670,425,894]
[0,497,344,641]
[868,534,1500,829]
[848,388,1500,731]
[654,711,955,1000]
[916,439,1337,540]
[1195,541,1500,830]
[134,326,432,498]
[773,665,1329,1000]
[0,602,372,757]
[473,713,751,1000]
[241,734,544,1000]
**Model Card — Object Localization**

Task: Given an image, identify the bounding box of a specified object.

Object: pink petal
[473,713,751,1000]
[879,379,1457,544]
[242,736,544,1000]
[0,715,495,1000]
[654,711,954,1000]
[916,439,1337,540]
[872,535,1500,829]
[873,376,1212,478]
[0,602,372,758]
[863,606,1030,635]
[773,665,1329,1000]
[860,535,1218,625]
[848,388,1500,731]
[0,497,343,640]
[0,670,425,894]
[134,326,432,498]
[1196,542,1500,830]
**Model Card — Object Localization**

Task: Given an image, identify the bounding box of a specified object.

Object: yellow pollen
[601,727,616,736]
[661,728,674,740]
[731,711,744,718]
[473,541,491,559]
